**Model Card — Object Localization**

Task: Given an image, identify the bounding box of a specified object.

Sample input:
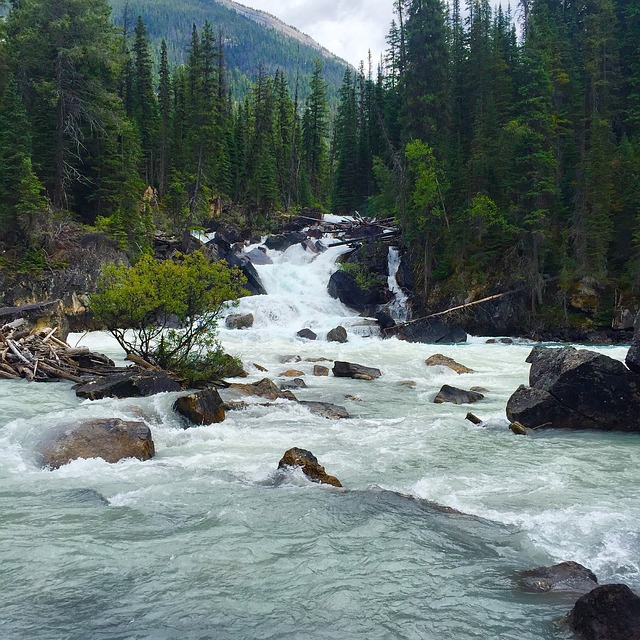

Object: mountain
[108,0,348,100]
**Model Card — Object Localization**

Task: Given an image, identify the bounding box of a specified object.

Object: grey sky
[238,0,395,67]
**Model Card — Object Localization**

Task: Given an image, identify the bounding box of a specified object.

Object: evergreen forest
[0,0,639,330]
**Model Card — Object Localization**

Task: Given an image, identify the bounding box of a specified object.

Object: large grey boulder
[333,361,382,380]
[506,346,640,432]
[39,418,155,469]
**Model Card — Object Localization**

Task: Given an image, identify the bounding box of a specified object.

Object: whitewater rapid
[0,237,638,640]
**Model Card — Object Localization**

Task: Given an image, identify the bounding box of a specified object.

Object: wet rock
[466,413,483,425]
[471,386,488,392]
[277,448,343,487]
[376,311,396,331]
[568,584,640,640]
[39,418,155,469]
[226,252,267,296]
[327,325,348,343]
[433,385,484,404]
[519,562,598,594]
[280,378,307,390]
[425,354,474,374]
[173,388,225,427]
[225,313,254,330]
[253,363,268,372]
[345,395,363,402]
[75,370,181,400]
[299,401,350,419]
[245,248,273,265]
[265,231,307,252]
[280,355,301,364]
[297,328,317,340]
[506,346,640,432]
[399,380,417,388]
[386,317,467,344]
[305,357,332,363]
[333,361,382,380]
[509,421,532,435]
[280,369,304,377]
[229,378,297,401]
[313,365,330,376]
[625,312,640,374]
[486,337,514,344]
[327,270,391,313]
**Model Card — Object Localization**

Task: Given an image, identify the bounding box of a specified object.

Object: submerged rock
[299,401,350,419]
[75,370,181,400]
[173,388,226,427]
[327,325,348,343]
[506,346,640,432]
[277,448,343,487]
[225,313,254,330]
[333,361,382,380]
[568,584,640,640]
[39,418,155,469]
[425,354,474,374]
[518,561,598,594]
[434,385,484,404]
[280,369,304,377]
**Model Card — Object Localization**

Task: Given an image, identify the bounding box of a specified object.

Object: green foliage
[339,262,385,291]
[90,252,248,375]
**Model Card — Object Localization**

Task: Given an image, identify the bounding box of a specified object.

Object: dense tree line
[339,0,640,321]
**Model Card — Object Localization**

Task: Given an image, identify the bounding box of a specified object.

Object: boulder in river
[386,316,467,344]
[245,248,273,266]
[327,325,348,343]
[297,328,317,340]
[39,418,155,469]
[433,385,484,404]
[229,378,297,401]
[278,448,343,487]
[313,365,330,376]
[425,354,474,374]
[625,311,640,374]
[568,584,640,640]
[506,346,640,432]
[173,388,226,427]
[280,369,304,377]
[75,370,181,400]
[280,378,307,390]
[518,561,598,594]
[333,361,382,380]
[299,401,350,419]
[225,313,254,330]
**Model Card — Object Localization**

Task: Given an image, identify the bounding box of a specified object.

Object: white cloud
[237,0,395,66]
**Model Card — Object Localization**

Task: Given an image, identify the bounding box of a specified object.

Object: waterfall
[386,246,411,322]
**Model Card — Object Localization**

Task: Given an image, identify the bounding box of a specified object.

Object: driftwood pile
[0,319,120,383]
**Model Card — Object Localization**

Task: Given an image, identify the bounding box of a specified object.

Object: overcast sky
[238,0,395,67]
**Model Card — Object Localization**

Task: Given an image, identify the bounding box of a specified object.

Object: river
[0,236,638,639]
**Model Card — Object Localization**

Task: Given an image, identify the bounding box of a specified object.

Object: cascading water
[385,246,411,322]
[0,221,638,640]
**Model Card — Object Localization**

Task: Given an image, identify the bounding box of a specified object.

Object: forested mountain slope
[108,0,348,99]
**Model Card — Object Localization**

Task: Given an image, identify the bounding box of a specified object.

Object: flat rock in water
[333,361,382,380]
[297,328,317,340]
[173,388,225,427]
[298,401,349,419]
[425,354,474,374]
[229,378,297,401]
[75,370,181,400]
[506,346,640,432]
[518,561,598,594]
[327,325,348,343]
[39,418,155,469]
[277,448,343,487]
[434,385,484,404]
[569,584,640,640]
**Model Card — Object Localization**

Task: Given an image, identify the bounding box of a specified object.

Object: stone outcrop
[228,378,297,401]
[433,385,484,404]
[333,361,382,380]
[298,401,350,419]
[75,370,181,400]
[386,317,467,344]
[173,388,226,427]
[225,313,254,330]
[327,270,391,313]
[425,354,474,374]
[245,248,273,265]
[39,418,155,469]
[518,562,598,594]
[277,448,343,487]
[506,346,640,432]
[327,325,348,343]
[568,584,640,640]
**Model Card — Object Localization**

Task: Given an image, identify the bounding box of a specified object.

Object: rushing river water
[1,237,638,640]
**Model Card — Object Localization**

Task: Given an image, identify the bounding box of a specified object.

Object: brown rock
[433,385,484,404]
[280,355,301,364]
[278,448,343,487]
[39,418,155,469]
[280,369,304,377]
[510,421,531,435]
[399,380,417,388]
[466,412,483,425]
[313,365,330,376]
[225,313,254,330]
[519,561,598,594]
[253,363,268,372]
[173,388,225,427]
[229,378,297,401]
[425,354,474,374]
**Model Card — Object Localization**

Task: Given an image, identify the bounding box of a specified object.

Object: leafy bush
[90,251,247,378]
[339,261,386,291]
